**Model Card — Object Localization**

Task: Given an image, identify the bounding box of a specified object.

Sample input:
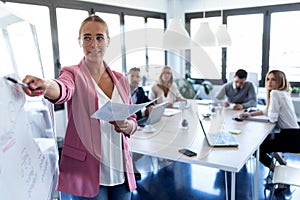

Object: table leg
[225,171,228,200]
[231,172,236,200]
[254,148,260,200]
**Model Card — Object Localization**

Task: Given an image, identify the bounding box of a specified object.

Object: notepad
[163,108,181,116]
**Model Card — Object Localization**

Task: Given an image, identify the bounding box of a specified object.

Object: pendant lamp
[215,10,231,47]
[162,0,191,50]
[193,21,217,47]
[163,18,191,50]
[215,24,231,47]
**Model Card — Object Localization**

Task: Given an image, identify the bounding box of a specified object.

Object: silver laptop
[197,114,239,147]
[138,101,168,127]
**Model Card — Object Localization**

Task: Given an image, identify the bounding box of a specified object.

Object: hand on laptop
[144,105,153,117]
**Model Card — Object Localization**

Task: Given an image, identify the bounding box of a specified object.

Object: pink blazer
[54,58,137,198]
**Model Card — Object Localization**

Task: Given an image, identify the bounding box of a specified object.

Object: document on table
[163,108,181,116]
[91,98,158,121]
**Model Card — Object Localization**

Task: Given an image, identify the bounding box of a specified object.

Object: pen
[5,77,31,89]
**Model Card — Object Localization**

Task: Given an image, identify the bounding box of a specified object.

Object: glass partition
[0,4,44,78]
[269,11,300,82]
[0,2,58,200]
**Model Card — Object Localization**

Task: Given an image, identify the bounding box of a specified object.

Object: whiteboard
[0,75,58,200]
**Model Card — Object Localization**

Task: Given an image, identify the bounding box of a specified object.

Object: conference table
[129,100,275,200]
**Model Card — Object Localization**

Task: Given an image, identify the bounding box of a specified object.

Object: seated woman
[149,66,185,108]
[240,70,299,195]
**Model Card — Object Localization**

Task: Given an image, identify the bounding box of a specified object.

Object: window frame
[186,2,300,87]
[4,0,166,75]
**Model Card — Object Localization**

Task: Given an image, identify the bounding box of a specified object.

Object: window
[226,14,263,81]
[190,17,222,79]
[144,17,165,85]
[56,8,88,68]
[96,12,122,72]
[124,15,146,72]
[269,11,300,82]
[147,17,165,66]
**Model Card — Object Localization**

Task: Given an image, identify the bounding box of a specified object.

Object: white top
[149,83,183,104]
[92,79,125,186]
[263,90,299,129]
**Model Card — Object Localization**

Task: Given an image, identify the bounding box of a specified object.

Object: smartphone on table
[178,148,197,157]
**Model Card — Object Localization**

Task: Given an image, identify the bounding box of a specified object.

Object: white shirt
[92,79,125,186]
[264,90,299,129]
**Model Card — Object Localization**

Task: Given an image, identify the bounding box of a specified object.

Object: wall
[79,0,168,12]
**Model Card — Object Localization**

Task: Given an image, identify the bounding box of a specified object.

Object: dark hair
[129,67,140,73]
[79,14,110,38]
[235,69,247,79]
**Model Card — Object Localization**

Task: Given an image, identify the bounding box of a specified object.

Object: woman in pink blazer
[22,15,137,200]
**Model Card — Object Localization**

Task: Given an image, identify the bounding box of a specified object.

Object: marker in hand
[5,77,32,89]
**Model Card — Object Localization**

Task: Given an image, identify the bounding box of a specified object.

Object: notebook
[163,108,181,117]
[197,114,239,147]
[137,101,168,127]
[173,101,191,109]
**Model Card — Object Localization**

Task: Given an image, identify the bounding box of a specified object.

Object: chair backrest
[292,99,300,118]
[272,165,300,187]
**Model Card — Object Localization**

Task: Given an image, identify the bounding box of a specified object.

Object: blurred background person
[149,66,184,108]
[128,67,154,181]
[240,70,299,197]
[214,69,257,110]
[128,67,153,120]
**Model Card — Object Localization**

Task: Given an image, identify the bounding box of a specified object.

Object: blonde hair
[158,66,173,87]
[265,70,290,111]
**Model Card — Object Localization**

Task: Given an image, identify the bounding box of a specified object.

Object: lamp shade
[193,22,217,47]
[163,18,191,50]
[215,24,232,47]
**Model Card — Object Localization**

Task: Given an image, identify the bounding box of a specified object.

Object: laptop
[196,114,239,147]
[137,101,168,127]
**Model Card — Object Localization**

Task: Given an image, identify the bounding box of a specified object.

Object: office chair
[269,165,300,199]
[292,99,300,121]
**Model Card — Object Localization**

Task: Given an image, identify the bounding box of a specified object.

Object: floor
[130,153,300,200]
[58,153,300,200]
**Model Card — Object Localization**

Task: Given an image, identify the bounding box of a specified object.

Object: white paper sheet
[91,98,158,121]
[0,76,57,200]
[163,108,181,116]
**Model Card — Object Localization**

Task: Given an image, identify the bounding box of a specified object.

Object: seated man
[128,67,153,180]
[128,67,153,120]
[214,69,257,110]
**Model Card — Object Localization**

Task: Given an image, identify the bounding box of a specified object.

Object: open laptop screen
[138,101,168,127]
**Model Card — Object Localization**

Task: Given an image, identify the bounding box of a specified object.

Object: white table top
[129,100,275,173]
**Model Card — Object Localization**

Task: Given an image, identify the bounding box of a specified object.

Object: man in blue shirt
[128,67,153,120]
[214,69,257,110]
[128,67,153,180]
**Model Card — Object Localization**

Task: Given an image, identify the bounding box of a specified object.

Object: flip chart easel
[0,75,59,200]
